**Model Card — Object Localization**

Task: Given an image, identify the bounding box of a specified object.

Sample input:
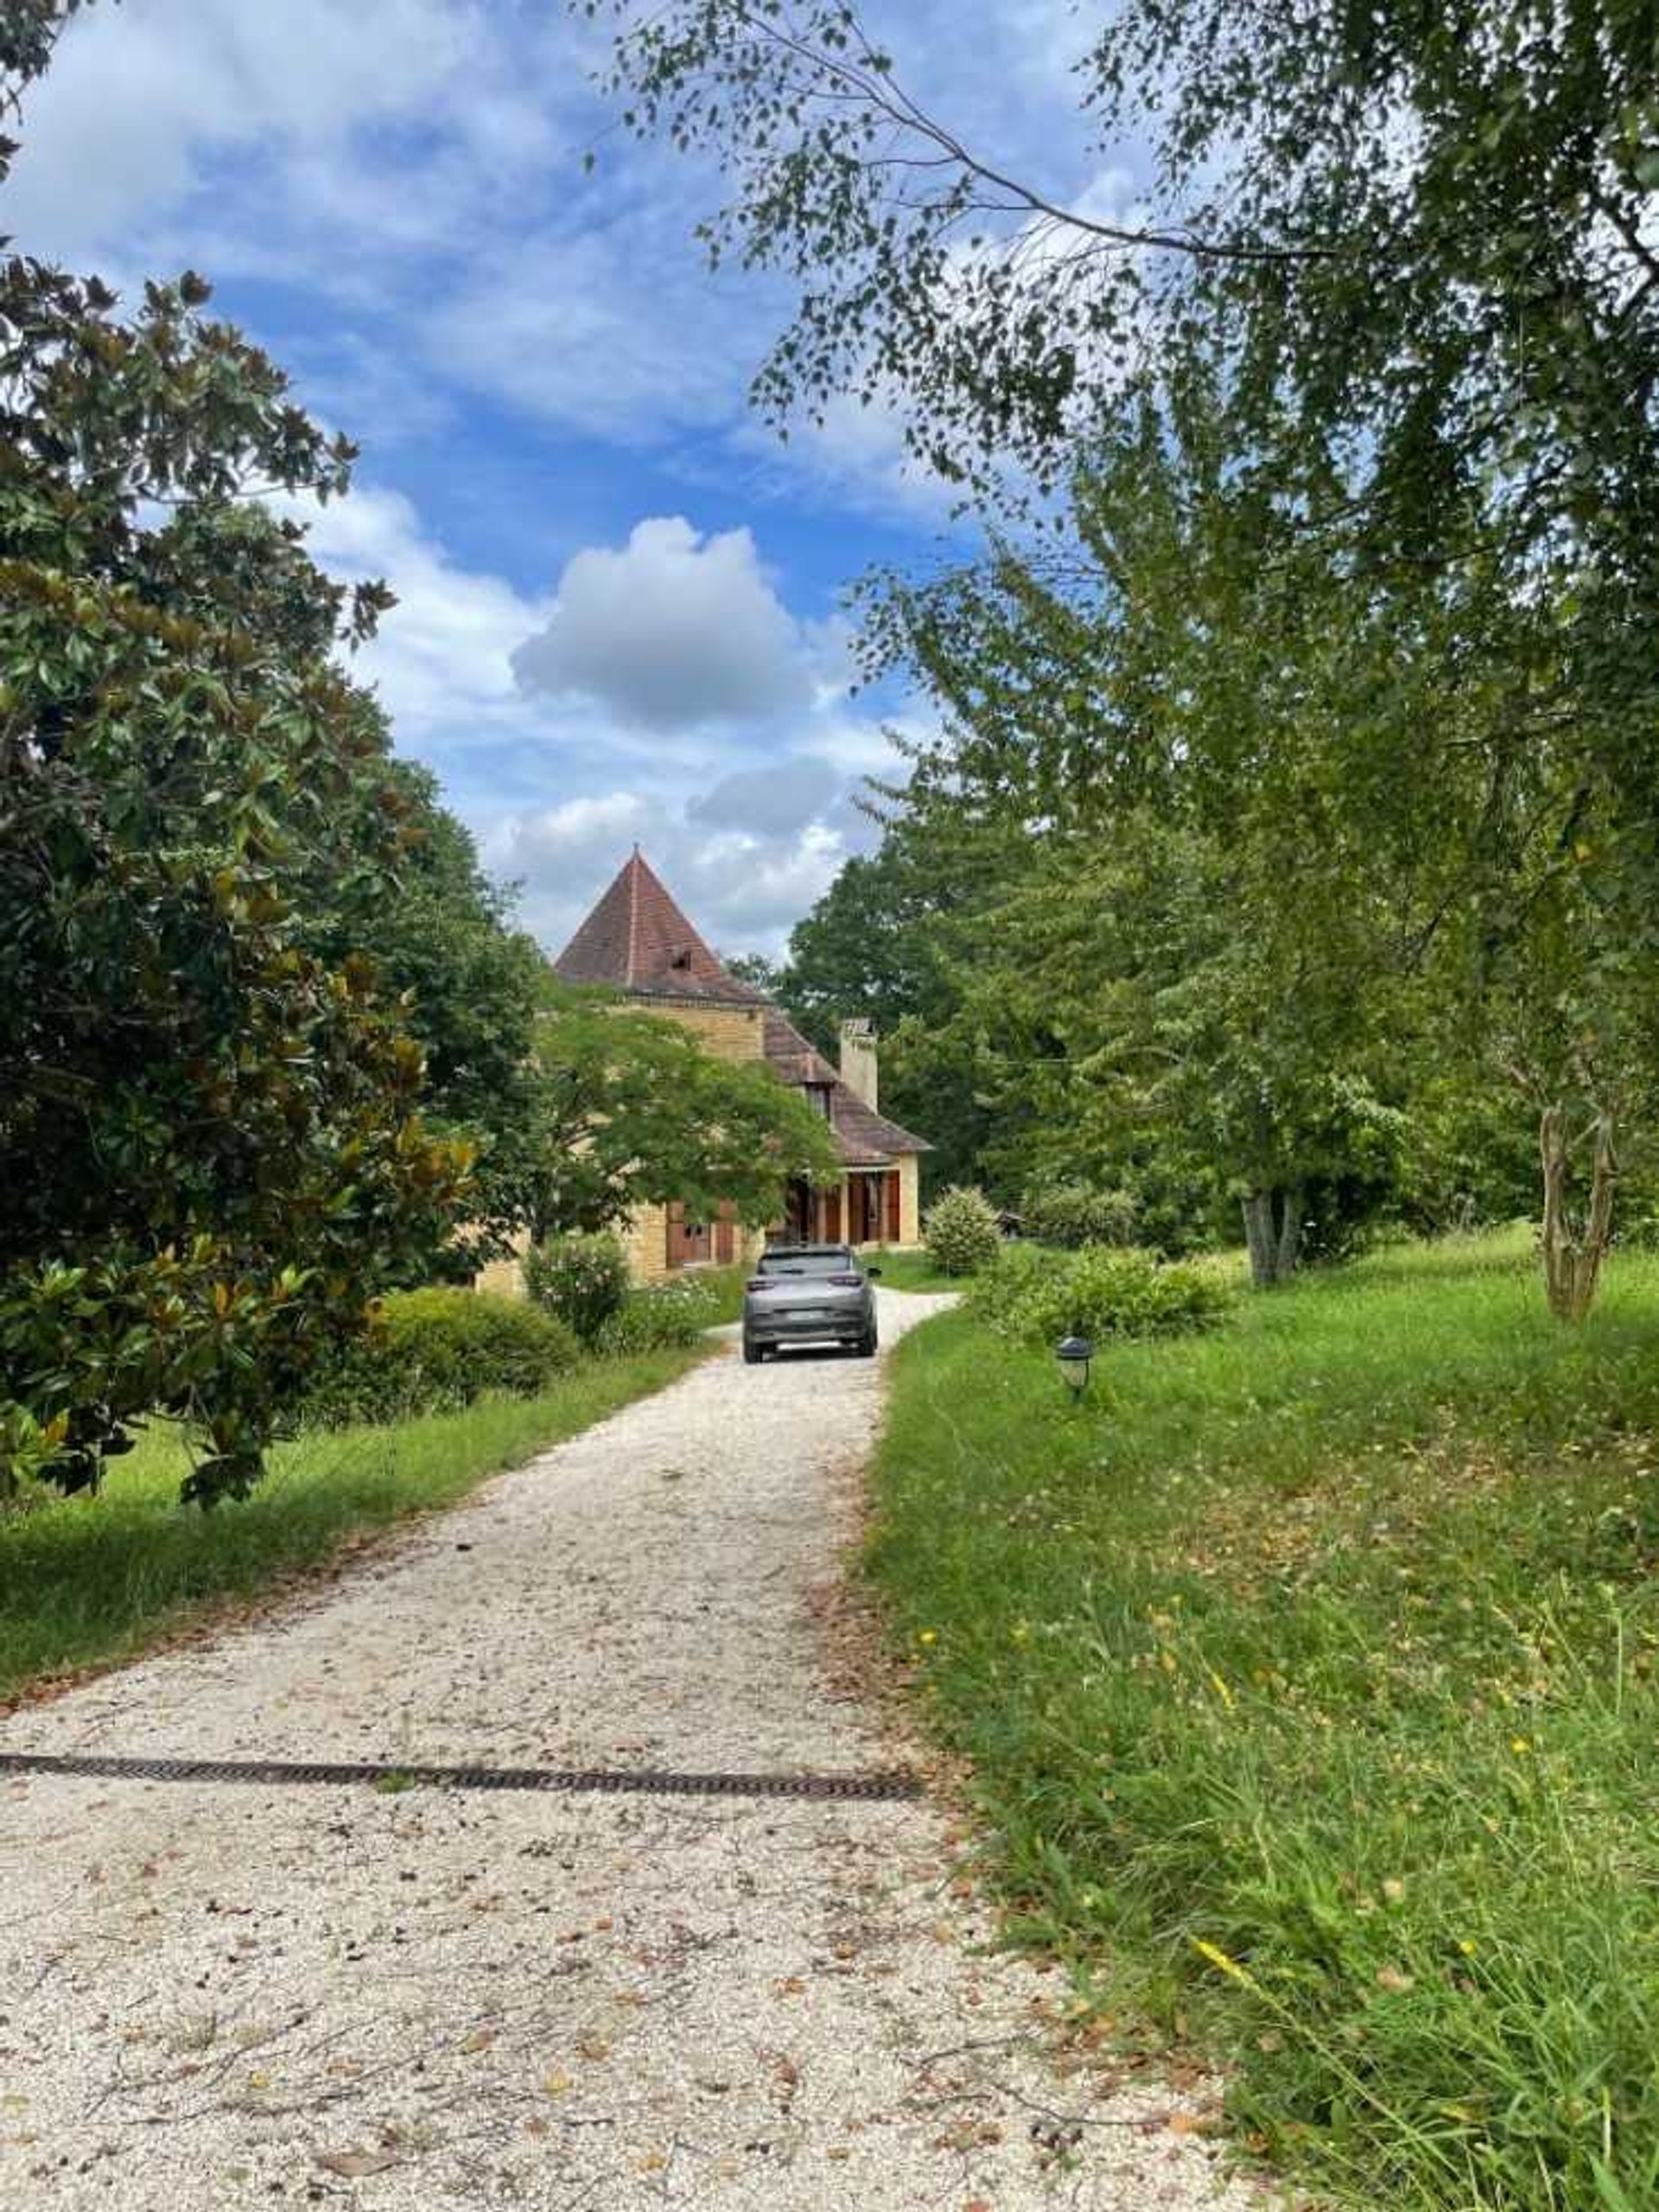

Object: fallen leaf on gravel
[315,2149,399,2177]
[460,2029,496,2053]
[577,2033,611,2061]
[543,2070,572,2098]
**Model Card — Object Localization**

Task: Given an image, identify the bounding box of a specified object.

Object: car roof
[762,1243,852,1259]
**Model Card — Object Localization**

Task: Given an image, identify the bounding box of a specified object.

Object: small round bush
[300,1289,580,1428]
[923,1185,1003,1277]
[524,1232,631,1347]
[967,1243,1230,1344]
[1021,1179,1139,1250]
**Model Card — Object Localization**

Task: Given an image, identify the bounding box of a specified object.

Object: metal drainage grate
[0,1750,921,1804]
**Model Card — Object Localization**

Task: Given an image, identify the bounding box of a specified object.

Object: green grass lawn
[869,1229,1659,2211]
[0,1342,707,1709]
[866,1244,963,1294]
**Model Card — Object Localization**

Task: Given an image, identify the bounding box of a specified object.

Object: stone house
[552,849,930,1281]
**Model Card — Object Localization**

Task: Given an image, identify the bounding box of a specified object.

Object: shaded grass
[0,1342,706,1707]
[869,1230,1659,2209]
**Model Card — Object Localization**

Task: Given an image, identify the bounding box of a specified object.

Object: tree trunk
[1241,1192,1274,1287]
[1540,1101,1618,1322]
[1275,1181,1306,1282]
[1241,1184,1306,1289]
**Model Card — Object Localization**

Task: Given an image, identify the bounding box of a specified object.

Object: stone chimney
[838,1017,879,1111]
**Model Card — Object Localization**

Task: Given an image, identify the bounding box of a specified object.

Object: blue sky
[6,0,1123,955]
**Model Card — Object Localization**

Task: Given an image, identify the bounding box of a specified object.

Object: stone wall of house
[896,1153,922,1247]
[469,1221,530,1300]
[622,1200,671,1285]
[635,997,765,1064]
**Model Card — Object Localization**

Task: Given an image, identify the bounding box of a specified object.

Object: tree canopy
[0,262,476,1501]
[521,988,843,1242]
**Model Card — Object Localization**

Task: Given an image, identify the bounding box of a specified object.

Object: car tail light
[828,1273,864,1287]
[746,1277,772,1293]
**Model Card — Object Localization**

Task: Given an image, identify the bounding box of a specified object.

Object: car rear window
[759,1251,849,1276]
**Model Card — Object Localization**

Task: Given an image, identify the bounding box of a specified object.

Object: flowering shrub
[524,1232,631,1347]
[967,1243,1230,1344]
[923,1185,1003,1277]
[594,1273,728,1353]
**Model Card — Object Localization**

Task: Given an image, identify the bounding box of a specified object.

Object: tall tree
[0,0,495,1509]
[864,398,1659,1289]
[303,759,550,1260]
[591,2,1659,556]
[519,988,842,1239]
[767,822,1020,1195]
[591,7,1659,1295]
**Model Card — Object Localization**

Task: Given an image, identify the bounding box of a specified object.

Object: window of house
[804,1084,832,1119]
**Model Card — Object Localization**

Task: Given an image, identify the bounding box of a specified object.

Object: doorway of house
[848,1171,897,1246]
[666,1201,710,1268]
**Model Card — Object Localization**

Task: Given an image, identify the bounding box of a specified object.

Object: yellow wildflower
[916,1629,938,1647]
[1192,1939,1259,1991]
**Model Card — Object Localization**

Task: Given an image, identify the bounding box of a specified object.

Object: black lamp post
[1056,1335,1094,1401]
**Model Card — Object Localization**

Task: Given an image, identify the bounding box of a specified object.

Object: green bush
[923,1184,1003,1277]
[594,1274,728,1355]
[1021,1179,1139,1249]
[300,1289,580,1427]
[524,1232,631,1346]
[968,1242,1231,1344]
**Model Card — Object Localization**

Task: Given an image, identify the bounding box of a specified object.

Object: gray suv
[742,1243,880,1363]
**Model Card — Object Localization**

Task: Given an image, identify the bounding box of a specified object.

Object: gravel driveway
[1,1291,1262,2211]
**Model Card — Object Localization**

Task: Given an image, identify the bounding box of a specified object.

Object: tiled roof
[761,1008,931,1163]
[553,850,769,1006]
[762,1007,840,1088]
[556,854,931,1159]
[830,1088,933,1165]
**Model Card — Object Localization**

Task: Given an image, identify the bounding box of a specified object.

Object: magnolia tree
[0,2,486,1503]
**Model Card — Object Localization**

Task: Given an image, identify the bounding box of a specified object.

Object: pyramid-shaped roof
[553,849,769,1006]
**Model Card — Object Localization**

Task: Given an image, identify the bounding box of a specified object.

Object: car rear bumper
[744,1305,868,1346]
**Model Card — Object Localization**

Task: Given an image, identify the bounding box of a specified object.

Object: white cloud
[496,791,667,874]
[730,391,960,529]
[512,516,816,730]
[497,798,851,962]
[426,214,759,444]
[290,482,552,748]
[4,0,474,263]
[268,483,906,955]
[686,760,841,839]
